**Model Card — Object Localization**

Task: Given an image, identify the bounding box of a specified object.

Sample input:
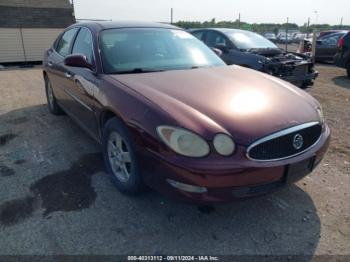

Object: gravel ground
[0,65,349,258]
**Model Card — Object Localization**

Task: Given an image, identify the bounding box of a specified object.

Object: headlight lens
[213,133,235,156]
[157,126,210,157]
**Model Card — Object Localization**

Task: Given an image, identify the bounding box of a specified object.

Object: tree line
[174,18,350,34]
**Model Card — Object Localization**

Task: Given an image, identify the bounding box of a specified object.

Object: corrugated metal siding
[0,28,25,63]
[22,28,63,61]
[0,0,72,8]
[0,28,63,63]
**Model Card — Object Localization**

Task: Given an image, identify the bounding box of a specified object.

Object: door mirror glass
[64,54,94,70]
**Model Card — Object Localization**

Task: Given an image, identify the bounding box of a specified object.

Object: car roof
[72,21,180,31]
[190,28,259,35]
[319,31,348,39]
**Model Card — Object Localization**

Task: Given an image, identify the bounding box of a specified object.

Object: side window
[56,28,79,57]
[72,28,94,64]
[192,31,204,41]
[323,35,340,46]
[206,31,229,47]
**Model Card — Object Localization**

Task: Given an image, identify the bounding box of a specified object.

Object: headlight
[213,133,236,156]
[157,126,210,157]
[316,106,325,125]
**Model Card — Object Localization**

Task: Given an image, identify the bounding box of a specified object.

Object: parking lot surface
[0,65,349,256]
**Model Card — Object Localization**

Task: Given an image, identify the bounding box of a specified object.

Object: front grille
[292,64,308,76]
[247,122,322,161]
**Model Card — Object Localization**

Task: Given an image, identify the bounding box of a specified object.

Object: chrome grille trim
[246,121,322,162]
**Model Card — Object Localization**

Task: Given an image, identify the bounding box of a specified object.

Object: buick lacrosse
[43,22,330,203]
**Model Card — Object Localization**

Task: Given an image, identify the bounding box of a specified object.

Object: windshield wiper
[247,47,280,53]
[113,68,165,74]
[189,65,210,69]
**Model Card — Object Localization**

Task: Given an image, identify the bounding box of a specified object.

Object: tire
[44,76,64,115]
[301,80,313,89]
[346,62,350,78]
[102,117,144,195]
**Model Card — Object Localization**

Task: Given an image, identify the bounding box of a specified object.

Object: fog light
[166,179,207,193]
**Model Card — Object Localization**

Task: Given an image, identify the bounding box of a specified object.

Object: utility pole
[340,17,343,27]
[238,13,241,29]
[314,10,318,26]
[170,8,173,24]
[307,17,310,38]
[71,0,75,17]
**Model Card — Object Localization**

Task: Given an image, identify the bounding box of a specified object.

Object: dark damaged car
[190,28,318,87]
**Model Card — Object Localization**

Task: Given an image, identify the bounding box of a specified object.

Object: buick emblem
[293,134,304,150]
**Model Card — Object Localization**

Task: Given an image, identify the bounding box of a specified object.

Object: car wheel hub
[107,131,132,183]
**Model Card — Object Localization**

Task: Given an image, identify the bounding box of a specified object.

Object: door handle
[65,72,72,79]
[48,61,53,67]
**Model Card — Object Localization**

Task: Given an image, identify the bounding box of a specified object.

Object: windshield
[226,30,278,50]
[99,28,225,74]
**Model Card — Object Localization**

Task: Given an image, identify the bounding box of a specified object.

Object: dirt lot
[0,65,349,258]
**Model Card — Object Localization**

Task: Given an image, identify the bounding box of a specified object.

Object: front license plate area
[286,157,315,184]
[294,65,308,75]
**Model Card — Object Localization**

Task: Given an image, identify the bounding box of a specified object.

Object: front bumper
[138,126,330,204]
[281,70,319,83]
[263,60,318,86]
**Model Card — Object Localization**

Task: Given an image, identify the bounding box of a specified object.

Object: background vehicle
[301,31,348,62]
[277,33,293,44]
[190,28,318,87]
[264,33,277,42]
[335,31,350,77]
[292,33,306,43]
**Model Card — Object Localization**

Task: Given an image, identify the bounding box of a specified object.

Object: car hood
[109,65,319,145]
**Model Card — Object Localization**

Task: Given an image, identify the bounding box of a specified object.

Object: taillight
[338,37,344,48]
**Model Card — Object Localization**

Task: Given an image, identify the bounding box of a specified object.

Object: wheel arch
[99,108,126,136]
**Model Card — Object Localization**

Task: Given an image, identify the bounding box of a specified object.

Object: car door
[46,28,79,104]
[316,34,342,61]
[63,27,99,138]
[204,30,233,64]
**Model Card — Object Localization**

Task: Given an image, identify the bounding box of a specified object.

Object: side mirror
[214,44,230,53]
[211,47,223,57]
[316,40,323,45]
[64,54,94,70]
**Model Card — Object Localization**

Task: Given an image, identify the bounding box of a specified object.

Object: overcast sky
[73,0,349,26]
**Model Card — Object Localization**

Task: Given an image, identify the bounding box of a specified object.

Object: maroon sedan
[43,22,330,203]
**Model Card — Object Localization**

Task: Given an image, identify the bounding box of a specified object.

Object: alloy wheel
[107,131,132,182]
